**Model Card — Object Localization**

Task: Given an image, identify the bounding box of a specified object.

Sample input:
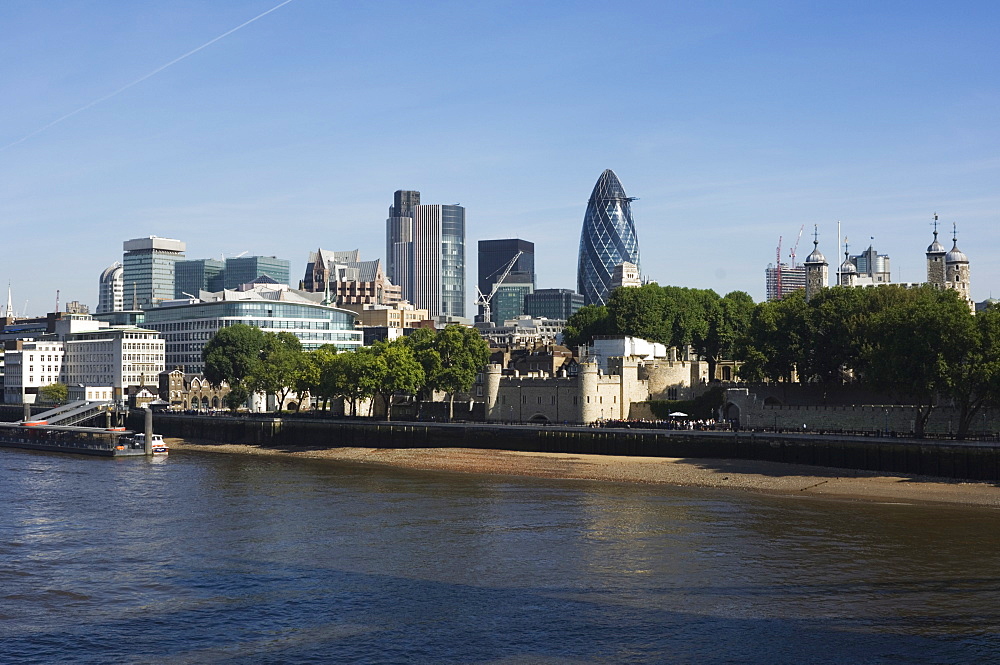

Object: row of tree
[565,283,1000,439]
[738,285,1000,439]
[202,324,490,420]
[562,284,756,380]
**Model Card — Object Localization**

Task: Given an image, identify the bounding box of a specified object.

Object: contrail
[1,0,295,152]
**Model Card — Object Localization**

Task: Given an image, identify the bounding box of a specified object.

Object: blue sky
[3,0,999,316]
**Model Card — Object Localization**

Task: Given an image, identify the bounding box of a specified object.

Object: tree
[562,305,612,348]
[38,383,68,404]
[736,290,810,383]
[369,340,425,421]
[292,349,322,412]
[859,286,974,437]
[203,324,267,411]
[401,328,442,416]
[434,325,491,420]
[699,290,754,381]
[942,304,1000,439]
[606,284,670,344]
[310,345,340,411]
[250,331,303,411]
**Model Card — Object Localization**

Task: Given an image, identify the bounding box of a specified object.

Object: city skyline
[3,2,1000,315]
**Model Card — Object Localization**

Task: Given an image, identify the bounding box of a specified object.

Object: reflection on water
[2,448,1000,664]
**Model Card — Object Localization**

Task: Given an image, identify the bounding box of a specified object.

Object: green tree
[736,290,810,383]
[699,290,754,381]
[249,331,303,412]
[292,349,322,412]
[606,283,670,344]
[38,383,68,404]
[942,304,1000,439]
[369,340,425,421]
[562,305,612,348]
[858,286,974,437]
[203,323,267,410]
[310,345,339,411]
[434,325,491,420]
[401,328,442,416]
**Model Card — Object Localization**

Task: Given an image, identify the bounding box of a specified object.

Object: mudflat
[167,439,1000,508]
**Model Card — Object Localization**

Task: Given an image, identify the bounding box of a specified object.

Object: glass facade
[142,300,361,373]
[577,170,641,306]
[524,288,584,320]
[175,259,224,298]
[223,256,291,289]
[122,237,186,309]
[492,283,533,324]
[440,205,466,319]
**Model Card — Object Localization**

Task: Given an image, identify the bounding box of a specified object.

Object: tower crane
[475,250,523,324]
[789,224,805,268]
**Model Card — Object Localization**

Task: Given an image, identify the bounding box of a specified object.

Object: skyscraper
[174,258,225,298]
[96,261,124,314]
[386,190,420,301]
[122,236,186,309]
[577,170,640,306]
[385,191,466,320]
[223,256,290,289]
[478,239,535,323]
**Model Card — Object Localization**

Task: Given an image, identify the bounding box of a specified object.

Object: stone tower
[838,240,857,287]
[803,227,828,302]
[944,224,971,307]
[926,215,947,288]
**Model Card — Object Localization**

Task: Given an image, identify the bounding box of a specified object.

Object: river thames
[2,448,1000,664]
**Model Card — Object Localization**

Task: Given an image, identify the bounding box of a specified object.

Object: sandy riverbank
[166,438,1000,508]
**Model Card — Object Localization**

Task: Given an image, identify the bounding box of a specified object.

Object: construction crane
[789,224,805,268]
[775,236,783,300]
[475,250,523,324]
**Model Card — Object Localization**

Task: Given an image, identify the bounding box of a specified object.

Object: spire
[5,282,11,318]
[321,277,333,306]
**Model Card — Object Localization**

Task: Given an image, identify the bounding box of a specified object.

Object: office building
[385,190,466,320]
[577,170,641,306]
[122,236,186,309]
[2,316,164,404]
[765,264,807,301]
[175,259,225,298]
[223,256,290,289]
[142,282,362,374]
[96,262,124,314]
[386,190,420,298]
[301,249,402,307]
[524,289,584,320]
[478,239,535,323]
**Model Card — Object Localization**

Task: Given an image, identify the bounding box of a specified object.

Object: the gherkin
[577,169,641,306]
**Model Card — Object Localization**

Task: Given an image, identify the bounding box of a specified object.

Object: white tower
[944,224,971,309]
[803,226,828,302]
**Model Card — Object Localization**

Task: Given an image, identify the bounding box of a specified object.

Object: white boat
[121,433,169,454]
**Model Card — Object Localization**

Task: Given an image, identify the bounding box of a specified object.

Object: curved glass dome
[577,169,641,306]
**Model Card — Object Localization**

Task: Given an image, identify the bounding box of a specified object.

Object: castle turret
[944,224,971,308]
[838,240,857,287]
[578,362,599,423]
[804,226,828,302]
[484,363,503,420]
[926,214,947,288]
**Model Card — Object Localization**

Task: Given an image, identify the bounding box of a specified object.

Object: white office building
[2,317,164,404]
[142,281,363,374]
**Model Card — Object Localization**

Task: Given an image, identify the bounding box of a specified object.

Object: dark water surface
[2,448,1000,664]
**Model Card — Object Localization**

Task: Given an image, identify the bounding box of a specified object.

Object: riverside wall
[136,413,1000,482]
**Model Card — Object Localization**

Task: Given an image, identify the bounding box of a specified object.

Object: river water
[2,448,1000,664]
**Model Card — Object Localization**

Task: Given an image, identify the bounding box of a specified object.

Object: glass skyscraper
[577,170,640,306]
[478,238,535,323]
[385,190,466,320]
[122,236,186,310]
